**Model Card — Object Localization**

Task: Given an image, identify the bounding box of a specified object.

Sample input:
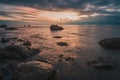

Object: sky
[0,0,120,25]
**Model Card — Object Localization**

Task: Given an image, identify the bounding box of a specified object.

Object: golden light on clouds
[0,5,81,24]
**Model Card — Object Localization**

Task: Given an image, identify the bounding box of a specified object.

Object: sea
[0,25,120,80]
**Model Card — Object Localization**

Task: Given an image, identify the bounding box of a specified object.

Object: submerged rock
[1,38,9,43]
[5,27,18,30]
[57,42,68,46]
[87,56,116,70]
[50,25,63,30]
[13,61,55,80]
[23,41,31,46]
[99,38,120,50]
[0,24,7,28]
[0,45,35,63]
[53,36,62,38]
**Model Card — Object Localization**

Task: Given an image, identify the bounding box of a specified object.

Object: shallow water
[0,25,120,80]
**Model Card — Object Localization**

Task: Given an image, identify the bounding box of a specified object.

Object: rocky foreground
[0,25,119,80]
[0,37,56,80]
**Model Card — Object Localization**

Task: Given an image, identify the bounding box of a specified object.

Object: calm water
[0,25,120,80]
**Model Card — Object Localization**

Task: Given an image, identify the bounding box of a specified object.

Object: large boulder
[99,38,120,50]
[0,45,35,63]
[13,61,55,80]
[50,25,63,30]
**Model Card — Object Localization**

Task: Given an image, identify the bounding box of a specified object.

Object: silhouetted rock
[0,45,35,63]
[23,41,31,46]
[0,24,7,28]
[57,42,68,46]
[99,38,120,50]
[50,25,63,30]
[87,56,116,70]
[1,38,9,43]
[65,57,74,61]
[5,27,18,30]
[53,36,62,38]
[13,61,55,80]
[28,25,31,27]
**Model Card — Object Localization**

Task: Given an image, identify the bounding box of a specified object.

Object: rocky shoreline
[0,25,120,80]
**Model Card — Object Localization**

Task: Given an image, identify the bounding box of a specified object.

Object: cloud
[0,0,120,25]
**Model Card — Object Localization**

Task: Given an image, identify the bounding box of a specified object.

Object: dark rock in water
[2,64,16,80]
[87,56,116,70]
[17,39,24,42]
[5,27,18,30]
[50,25,63,30]
[65,57,74,61]
[57,42,68,46]
[0,24,7,28]
[99,38,120,50]
[53,36,62,38]
[13,61,55,80]
[59,54,63,58]
[23,41,31,46]
[0,45,35,63]
[1,38,9,43]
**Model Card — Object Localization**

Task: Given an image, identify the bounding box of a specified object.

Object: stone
[5,27,18,30]
[0,45,34,63]
[1,38,9,43]
[23,41,31,46]
[53,36,62,38]
[87,56,116,70]
[0,24,7,28]
[99,38,120,50]
[50,25,63,30]
[57,42,68,46]
[13,61,56,80]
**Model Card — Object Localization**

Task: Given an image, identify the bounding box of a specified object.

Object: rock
[1,38,9,43]
[53,36,62,38]
[65,57,74,61]
[0,45,35,63]
[99,38,120,50]
[23,41,31,46]
[17,39,24,42]
[5,27,18,30]
[57,42,68,46]
[0,24,7,28]
[13,61,56,80]
[87,56,116,70]
[50,25,63,30]
[59,55,63,58]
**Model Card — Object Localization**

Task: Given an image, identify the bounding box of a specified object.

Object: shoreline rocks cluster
[0,37,56,80]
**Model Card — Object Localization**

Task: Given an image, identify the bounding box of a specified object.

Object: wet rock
[87,56,116,70]
[57,42,68,46]
[13,61,56,80]
[17,39,24,42]
[5,27,18,30]
[65,57,74,61]
[50,25,63,30]
[0,45,35,63]
[99,38,120,50]
[2,64,16,80]
[53,36,62,38]
[59,55,63,58]
[23,41,31,46]
[1,38,9,43]
[0,24,7,28]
